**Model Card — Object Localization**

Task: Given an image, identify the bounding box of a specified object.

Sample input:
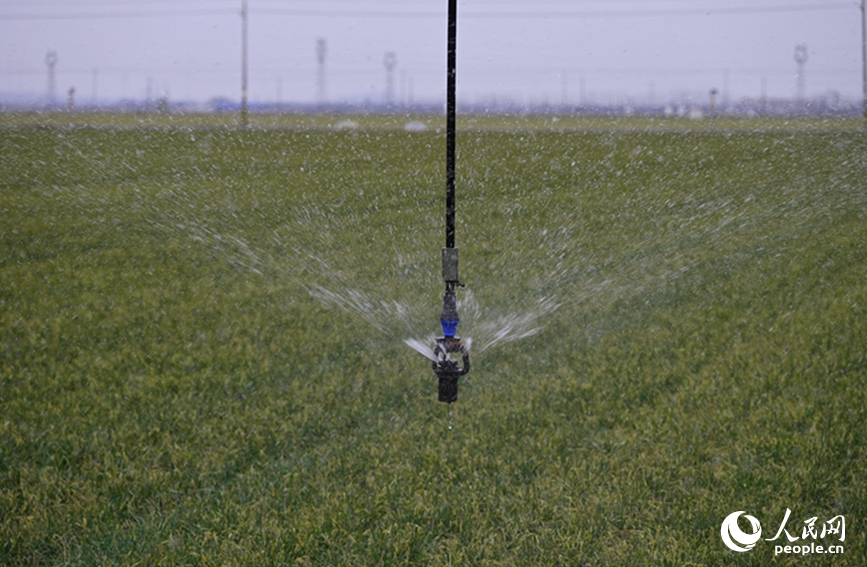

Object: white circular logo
[721,511,762,552]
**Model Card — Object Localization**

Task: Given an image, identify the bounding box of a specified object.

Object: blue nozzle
[440,318,459,337]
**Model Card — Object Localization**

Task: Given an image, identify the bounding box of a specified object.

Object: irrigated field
[1,115,866,565]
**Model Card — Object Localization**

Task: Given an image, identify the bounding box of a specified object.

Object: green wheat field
[1,113,866,565]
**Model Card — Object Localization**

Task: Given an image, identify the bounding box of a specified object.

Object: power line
[480,3,855,18]
[225,4,861,19]
[0,3,855,21]
[0,8,234,20]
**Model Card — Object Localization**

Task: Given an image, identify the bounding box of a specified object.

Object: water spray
[432,0,470,403]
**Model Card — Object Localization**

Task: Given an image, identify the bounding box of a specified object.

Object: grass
[1,113,865,565]
[0,110,863,133]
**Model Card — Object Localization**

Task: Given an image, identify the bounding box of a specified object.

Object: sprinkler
[432,0,470,403]
[433,255,469,403]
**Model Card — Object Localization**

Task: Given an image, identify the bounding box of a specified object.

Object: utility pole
[761,76,767,115]
[579,77,586,108]
[408,75,414,107]
[276,76,282,107]
[384,52,397,108]
[45,51,57,107]
[92,68,98,107]
[794,43,808,104]
[316,38,327,108]
[240,0,249,126]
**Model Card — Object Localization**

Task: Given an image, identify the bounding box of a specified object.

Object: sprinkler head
[435,249,468,402]
[433,336,470,403]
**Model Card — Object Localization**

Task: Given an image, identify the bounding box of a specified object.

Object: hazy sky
[1,0,863,106]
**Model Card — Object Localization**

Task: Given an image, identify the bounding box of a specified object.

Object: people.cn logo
[720,511,763,552]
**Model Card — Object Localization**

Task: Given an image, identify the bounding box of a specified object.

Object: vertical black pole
[440,0,460,335]
[435,0,468,402]
[446,0,457,250]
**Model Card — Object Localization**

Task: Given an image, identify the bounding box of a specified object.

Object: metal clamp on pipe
[442,247,459,284]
